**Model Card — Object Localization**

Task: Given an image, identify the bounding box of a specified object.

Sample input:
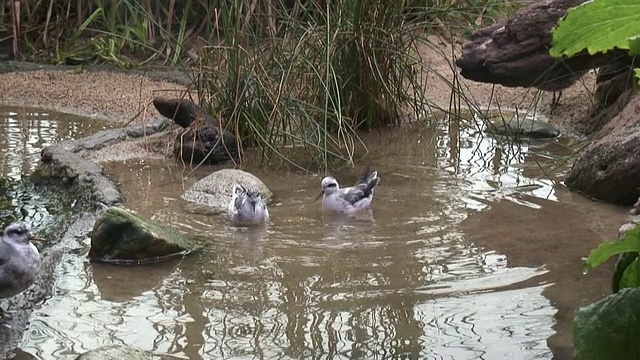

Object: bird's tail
[358,166,380,190]
[358,165,372,184]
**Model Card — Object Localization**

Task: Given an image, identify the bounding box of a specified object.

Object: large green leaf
[629,36,640,55]
[550,0,640,58]
[582,227,640,272]
[574,288,640,360]
[619,258,640,290]
[612,252,640,292]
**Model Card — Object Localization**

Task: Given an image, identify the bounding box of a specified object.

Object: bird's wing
[341,186,367,205]
[0,242,12,267]
[234,195,244,210]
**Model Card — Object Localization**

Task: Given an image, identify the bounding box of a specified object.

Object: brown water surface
[2,108,626,359]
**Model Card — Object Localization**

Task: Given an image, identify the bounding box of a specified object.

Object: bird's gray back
[340,186,367,205]
[0,240,38,298]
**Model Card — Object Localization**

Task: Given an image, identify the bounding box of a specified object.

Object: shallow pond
[0,106,112,233]
[1,108,627,359]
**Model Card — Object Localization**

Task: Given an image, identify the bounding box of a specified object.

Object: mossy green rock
[89,207,199,264]
[75,345,153,360]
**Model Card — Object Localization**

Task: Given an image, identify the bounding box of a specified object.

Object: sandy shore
[0,40,596,135]
[0,67,190,124]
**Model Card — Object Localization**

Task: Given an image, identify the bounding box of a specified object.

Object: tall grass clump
[192,0,429,169]
[0,0,213,66]
[1,0,522,169]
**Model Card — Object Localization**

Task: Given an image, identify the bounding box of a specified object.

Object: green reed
[1,0,520,170]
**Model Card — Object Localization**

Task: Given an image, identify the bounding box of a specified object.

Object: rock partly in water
[181,169,273,213]
[565,95,640,205]
[58,116,173,153]
[152,97,239,164]
[35,145,123,208]
[33,116,177,210]
[75,345,153,360]
[89,207,199,264]
[484,116,561,139]
[125,116,173,138]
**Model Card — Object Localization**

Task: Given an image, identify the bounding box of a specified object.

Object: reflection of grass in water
[0,176,74,238]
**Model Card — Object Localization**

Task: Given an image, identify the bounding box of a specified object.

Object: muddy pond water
[1,106,628,359]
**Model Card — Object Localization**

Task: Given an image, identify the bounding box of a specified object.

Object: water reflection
[0,106,111,230]
[0,107,110,179]
[3,109,604,359]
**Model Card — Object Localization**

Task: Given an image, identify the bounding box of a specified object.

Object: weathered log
[152,97,207,128]
[455,0,617,90]
[152,97,239,164]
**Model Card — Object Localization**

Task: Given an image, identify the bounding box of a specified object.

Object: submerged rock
[565,95,640,205]
[484,116,560,139]
[181,169,273,213]
[89,207,199,264]
[75,345,153,360]
[152,97,238,164]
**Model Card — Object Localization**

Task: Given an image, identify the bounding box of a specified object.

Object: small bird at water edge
[315,166,381,214]
[228,184,270,226]
[535,70,587,114]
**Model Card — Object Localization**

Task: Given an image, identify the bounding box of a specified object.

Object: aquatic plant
[577,226,640,360]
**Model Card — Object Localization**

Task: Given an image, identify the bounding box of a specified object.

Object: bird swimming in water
[0,222,43,316]
[228,184,270,226]
[316,166,381,214]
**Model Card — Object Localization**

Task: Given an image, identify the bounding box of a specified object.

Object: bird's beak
[29,234,46,242]
[314,191,324,202]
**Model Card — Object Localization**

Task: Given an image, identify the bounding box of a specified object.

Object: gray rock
[75,345,153,360]
[89,207,199,264]
[565,95,640,205]
[35,144,123,208]
[181,169,273,213]
[484,116,561,139]
[75,129,126,151]
[126,116,173,138]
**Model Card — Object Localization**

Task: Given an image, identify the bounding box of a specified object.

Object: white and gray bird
[228,184,270,226]
[316,166,381,213]
[0,222,42,311]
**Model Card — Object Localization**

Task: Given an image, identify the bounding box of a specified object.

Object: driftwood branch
[455,0,622,90]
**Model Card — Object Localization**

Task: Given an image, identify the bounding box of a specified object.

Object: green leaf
[574,288,640,360]
[550,0,640,58]
[629,36,640,55]
[619,258,640,290]
[582,227,640,272]
[636,68,640,79]
[612,251,640,293]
